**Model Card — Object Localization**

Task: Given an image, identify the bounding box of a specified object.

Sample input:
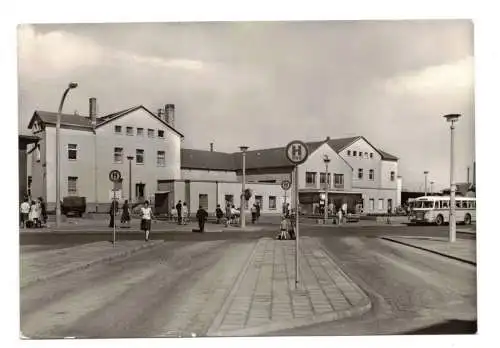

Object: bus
[409,196,476,226]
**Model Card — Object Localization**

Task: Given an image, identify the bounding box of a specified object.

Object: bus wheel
[435,215,444,226]
[464,214,472,225]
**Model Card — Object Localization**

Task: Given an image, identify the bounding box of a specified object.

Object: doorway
[136,183,146,201]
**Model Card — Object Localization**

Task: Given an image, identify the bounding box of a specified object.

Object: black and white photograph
[9,3,491,345]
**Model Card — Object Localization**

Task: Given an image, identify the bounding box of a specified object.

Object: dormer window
[353,151,357,156]
[114,125,122,134]
[347,150,351,156]
[370,153,373,159]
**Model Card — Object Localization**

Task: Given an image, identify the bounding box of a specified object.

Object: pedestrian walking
[29,200,40,228]
[337,207,343,226]
[140,200,153,241]
[182,202,189,225]
[121,200,131,226]
[215,204,224,224]
[170,207,177,222]
[231,205,239,225]
[256,202,261,222]
[20,199,30,228]
[108,199,118,228]
[342,202,348,224]
[277,216,289,240]
[176,200,182,225]
[39,197,47,226]
[196,205,208,232]
[225,203,231,226]
[251,204,257,224]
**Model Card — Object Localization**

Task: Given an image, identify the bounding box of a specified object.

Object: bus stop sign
[285,140,309,165]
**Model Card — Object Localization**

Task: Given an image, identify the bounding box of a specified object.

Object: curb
[457,229,476,235]
[206,238,264,336]
[20,240,165,288]
[207,237,372,337]
[381,237,476,266]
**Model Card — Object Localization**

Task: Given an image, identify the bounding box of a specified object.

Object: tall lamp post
[444,113,461,243]
[430,181,435,195]
[56,82,78,228]
[239,146,249,228]
[127,156,134,201]
[323,155,330,223]
[424,171,429,196]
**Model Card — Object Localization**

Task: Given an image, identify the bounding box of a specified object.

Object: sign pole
[295,164,299,289]
[113,188,116,247]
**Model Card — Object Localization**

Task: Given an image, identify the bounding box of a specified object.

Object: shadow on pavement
[401,320,477,335]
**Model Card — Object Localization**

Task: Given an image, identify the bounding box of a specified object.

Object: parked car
[61,196,86,217]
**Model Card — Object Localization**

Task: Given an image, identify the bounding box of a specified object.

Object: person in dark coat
[108,199,118,228]
[121,200,131,225]
[38,197,47,226]
[256,202,261,221]
[196,205,208,233]
[215,204,224,224]
[176,200,183,225]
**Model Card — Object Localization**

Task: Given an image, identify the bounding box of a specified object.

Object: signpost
[285,140,309,289]
[281,179,291,215]
[109,170,122,246]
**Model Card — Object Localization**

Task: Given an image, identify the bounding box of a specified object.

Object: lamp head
[239,146,249,152]
[127,156,134,160]
[424,171,429,175]
[68,82,78,89]
[323,155,331,164]
[443,114,461,123]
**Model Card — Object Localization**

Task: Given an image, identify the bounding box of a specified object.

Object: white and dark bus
[409,196,476,226]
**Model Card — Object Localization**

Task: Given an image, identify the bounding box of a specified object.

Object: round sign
[109,170,122,182]
[285,140,309,165]
[281,180,291,191]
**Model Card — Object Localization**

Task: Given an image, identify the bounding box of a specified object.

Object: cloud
[384,56,474,96]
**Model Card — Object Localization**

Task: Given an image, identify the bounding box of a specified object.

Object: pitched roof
[378,149,398,161]
[326,136,360,152]
[181,149,236,171]
[28,105,184,137]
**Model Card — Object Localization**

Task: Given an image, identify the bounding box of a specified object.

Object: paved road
[263,235,476,336]
[20,225,476,337]
[20,224,474,245]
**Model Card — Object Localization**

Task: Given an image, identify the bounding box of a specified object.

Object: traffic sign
[281,180,291,191]
[285,140,309,165]
[109,170,122,183]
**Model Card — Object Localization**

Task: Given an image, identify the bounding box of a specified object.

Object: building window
[334,174,344,187]
[158,130,164,138]
[369,198,374,211]
[136,149,144,164]
[388,199,393,212]
[199,194,208,210]
[157,150,165,166]
[225,195,234,205]
[320,173,326,184]
[378,199,384,210]
[364,152,368,158]
[126,126,134,136]
[359,152,363,158]
[347,150,351,156]
[269,196,277,210]
[68,176,78,195]
[358,168,363,179]
[390,171,395,181]
[306,172,317,187]
[353,151,357,156]
[255,195,263,208]
[137,128,144,136]
[68,144,77,160]
[114,125,122,134]
[148,129,155,137]
[369,169,374,180]
[114,147,123,163]
[370,153,373,159]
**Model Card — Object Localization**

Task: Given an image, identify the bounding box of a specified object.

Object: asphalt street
[19,223,477,337]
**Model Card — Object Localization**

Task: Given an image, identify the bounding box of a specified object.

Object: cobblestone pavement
[381,236,476,264]
[264,236,476,336]
[207,237,371,336]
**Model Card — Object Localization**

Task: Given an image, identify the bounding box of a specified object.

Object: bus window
[442,201,449,209]
[436,201,441,209]
[465,201,471,209]
[472,201,476,209]
[456,201,462,208]
[422,201,434,208]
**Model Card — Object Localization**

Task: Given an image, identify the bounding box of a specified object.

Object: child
[171,207,177,222]
[278,216,289,240]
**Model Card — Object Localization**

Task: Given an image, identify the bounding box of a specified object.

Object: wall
[339,138,382,189]
[244,172,292,184]
[181,168,237,181]
[298,143,352,191]
[95,108,182,205]
[396,177,403,207]
[380,160,398,189]
[353,187,398,213]
[30,132,46,203]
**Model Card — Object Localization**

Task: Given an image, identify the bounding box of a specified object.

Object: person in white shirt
[20,199,30,228]
[140,200,153,241]
[182,202,189,225]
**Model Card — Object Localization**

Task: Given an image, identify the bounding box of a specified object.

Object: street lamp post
[239,146,249,228]
[424,171,429,196]
[430,181,434,195]
[444,113,461,243]
[323,155,330,223]
[56,82,78,228]
[127,156,134,201]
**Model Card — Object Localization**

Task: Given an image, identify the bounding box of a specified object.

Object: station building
[24,98,400,215]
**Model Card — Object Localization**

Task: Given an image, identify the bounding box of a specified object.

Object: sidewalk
[20,240,164,288]
[382,236,476,265]
[207,237,371,336]
[19,219,267,233]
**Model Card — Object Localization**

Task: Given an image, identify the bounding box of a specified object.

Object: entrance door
[136,183,146,201]
[388,199,393,213]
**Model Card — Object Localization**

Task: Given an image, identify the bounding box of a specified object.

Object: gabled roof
[327,135,398,161]
[27,105,184,137]
[181,149,236,171]
[378,149,398,161]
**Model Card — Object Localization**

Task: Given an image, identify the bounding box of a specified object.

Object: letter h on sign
[292,145,302,161]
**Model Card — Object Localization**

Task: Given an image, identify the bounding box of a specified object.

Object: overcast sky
[17,20,474,191]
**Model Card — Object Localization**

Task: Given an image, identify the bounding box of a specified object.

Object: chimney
[210,142,214,152]
[89,97,97,127]
[165,104,175,127]
[157,108,164,120]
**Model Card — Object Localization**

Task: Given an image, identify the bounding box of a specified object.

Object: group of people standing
[108,199,153,241]
[20,197,47,228]
[172,201,189,225]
